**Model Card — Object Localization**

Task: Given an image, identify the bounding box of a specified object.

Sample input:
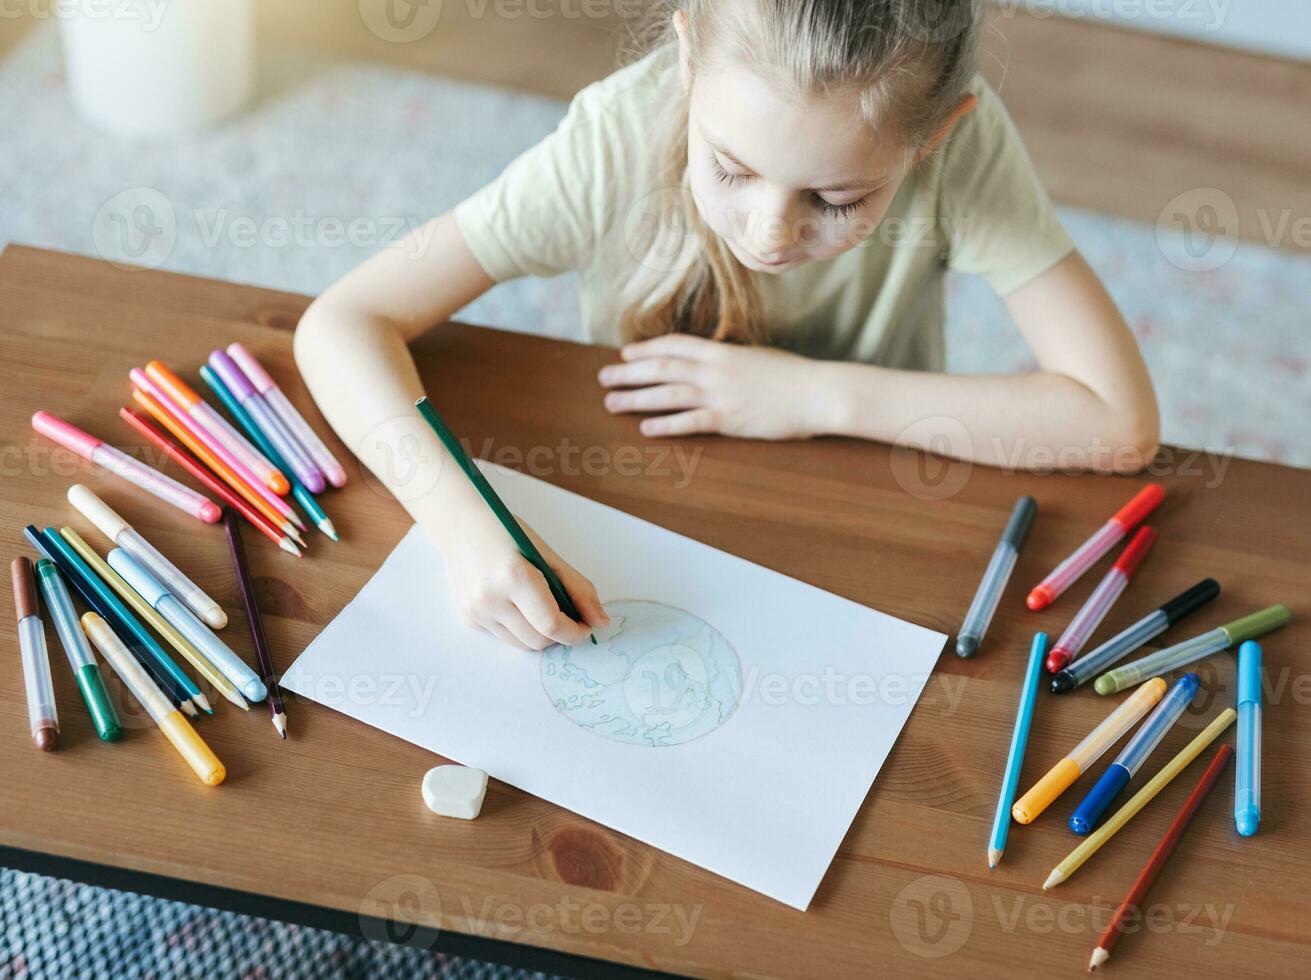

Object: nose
[744,188,802,258]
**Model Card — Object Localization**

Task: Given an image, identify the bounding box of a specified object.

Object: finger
[483,619,530,651]
[639,409,718,438]
[555,563,609,629]
[605,384,702,414]
[512,578,593,647]
[598,357,702,388]
[621,334,721,363]
[496,603,559,651]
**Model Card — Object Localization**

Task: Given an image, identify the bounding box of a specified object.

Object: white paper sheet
[281,463,946,909]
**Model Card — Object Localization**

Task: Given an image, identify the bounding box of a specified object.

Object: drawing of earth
[540,600,743,747]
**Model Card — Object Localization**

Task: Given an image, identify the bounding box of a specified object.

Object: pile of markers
[957,486,1290,971]
[15,344,348,783]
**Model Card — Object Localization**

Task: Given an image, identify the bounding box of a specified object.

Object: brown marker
[13,557,59,751]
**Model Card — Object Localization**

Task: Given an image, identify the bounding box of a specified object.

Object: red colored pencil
[119,408,301,557]
[222,507,287,738]
[1088,744,1233,972]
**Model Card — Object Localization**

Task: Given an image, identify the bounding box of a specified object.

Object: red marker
[1027,484,1163,611]
[1045,527,1157,673]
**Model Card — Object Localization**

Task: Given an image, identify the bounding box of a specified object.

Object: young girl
[295,0,1159,651]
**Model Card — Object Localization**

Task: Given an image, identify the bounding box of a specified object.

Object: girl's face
[684,60,915,275]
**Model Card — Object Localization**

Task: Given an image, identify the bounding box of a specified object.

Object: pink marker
[210,349,325,494]
[228,343,346,489]
[129,368,306,534]
[1027,484,1164,611]
[31,411,220,524]
[1045,526,1157,674]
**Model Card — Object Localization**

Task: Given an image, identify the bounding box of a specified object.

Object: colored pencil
[1043,708,1236,889]
[119,407,301,556]
[988,631,1046,868]
[222,507,287,738]
[199,364,338,541]
[130,386,305,546]
[1088,744,1232,972]
[131,368,306,533]
[415,396,595,644]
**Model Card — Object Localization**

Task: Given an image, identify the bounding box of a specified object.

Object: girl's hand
[439,513,608,651]
[598,335,830,440]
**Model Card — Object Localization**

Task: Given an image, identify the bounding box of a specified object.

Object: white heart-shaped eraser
[421,765,488,820]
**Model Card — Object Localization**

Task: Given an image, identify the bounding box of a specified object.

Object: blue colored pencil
[199,364,338,541]
[989,632,1047,868]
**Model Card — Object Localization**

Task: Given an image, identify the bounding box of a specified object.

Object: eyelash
[708,152,871,217]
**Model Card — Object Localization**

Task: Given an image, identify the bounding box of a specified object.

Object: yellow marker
[60,527,246,712]
[82,612,226,786]
[1012,678,1167,824]
[1043,708,1236,889]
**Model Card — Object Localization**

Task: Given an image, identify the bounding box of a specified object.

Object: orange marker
[131,387,304,546]
[146,360,290,496]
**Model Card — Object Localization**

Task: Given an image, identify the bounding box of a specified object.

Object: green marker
[34,559,122,741]
[1094,604,1290,695]
[415,396,596,645]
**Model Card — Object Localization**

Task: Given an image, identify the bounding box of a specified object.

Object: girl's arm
[600,252,1160,474]
[294,213,607,649]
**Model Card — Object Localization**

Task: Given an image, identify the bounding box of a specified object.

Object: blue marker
[988,632,1047,868]
[107,548,268,703]
[1235,641,1262,836]
[1069,672,1200,835]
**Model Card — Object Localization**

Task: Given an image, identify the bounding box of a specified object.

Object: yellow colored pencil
[1043,708,1236,889]
[59,527,247,712]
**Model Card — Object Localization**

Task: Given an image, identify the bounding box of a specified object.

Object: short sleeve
[938,80,1075,296]
[453,70,643,283]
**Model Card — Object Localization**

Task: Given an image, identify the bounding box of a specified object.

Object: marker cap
[1223,604,1291,646]
[1112,526,1157,577]
[1002,496,1038,550]
[75,663,123,741]
[11,556,37,620]
[1011,758,1081,824]
[145,360,200,409]
[1237,641,1262,707]
[208,349,256,400]
[68,484,130,542]
[106,548,167,608]
[31,411,100,460]
[1110,483,1165,530]
[226,342,276,393]
[1160,578,1221,624]
[159,711,226,785]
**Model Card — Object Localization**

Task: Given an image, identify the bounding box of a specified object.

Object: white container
[58,0,254,138]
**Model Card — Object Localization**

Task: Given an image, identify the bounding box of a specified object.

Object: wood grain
[1,245,1308,978]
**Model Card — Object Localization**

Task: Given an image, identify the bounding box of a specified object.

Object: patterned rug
[2,23,1307,980]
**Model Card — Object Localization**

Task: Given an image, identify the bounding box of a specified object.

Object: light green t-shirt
[455,49,1074,370]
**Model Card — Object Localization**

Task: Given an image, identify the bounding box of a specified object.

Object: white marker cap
[68,484,129,542]
[421,765,488,820]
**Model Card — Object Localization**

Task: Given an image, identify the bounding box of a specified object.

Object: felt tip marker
[12,558,58,751]
[1026,484,1163,611]
[1070,673,1198,834]
[1094,604,1291,695]
[1045,526,1156,674]
[34,559,122,741]
[1011,678,1167,824]
[1051,578,1220,693]
[1235,641,1262,837]
[957,496,1036,658]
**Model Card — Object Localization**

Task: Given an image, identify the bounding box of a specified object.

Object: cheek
[686,164,741,238]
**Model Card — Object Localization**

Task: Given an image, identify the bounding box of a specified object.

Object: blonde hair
[619,0,983,345]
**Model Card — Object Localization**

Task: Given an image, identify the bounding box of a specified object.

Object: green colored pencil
[415,396,595,644]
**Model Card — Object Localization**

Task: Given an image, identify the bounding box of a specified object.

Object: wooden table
[1,245,1306,978]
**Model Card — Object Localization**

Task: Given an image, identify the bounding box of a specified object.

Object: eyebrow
[706,136,889,194]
